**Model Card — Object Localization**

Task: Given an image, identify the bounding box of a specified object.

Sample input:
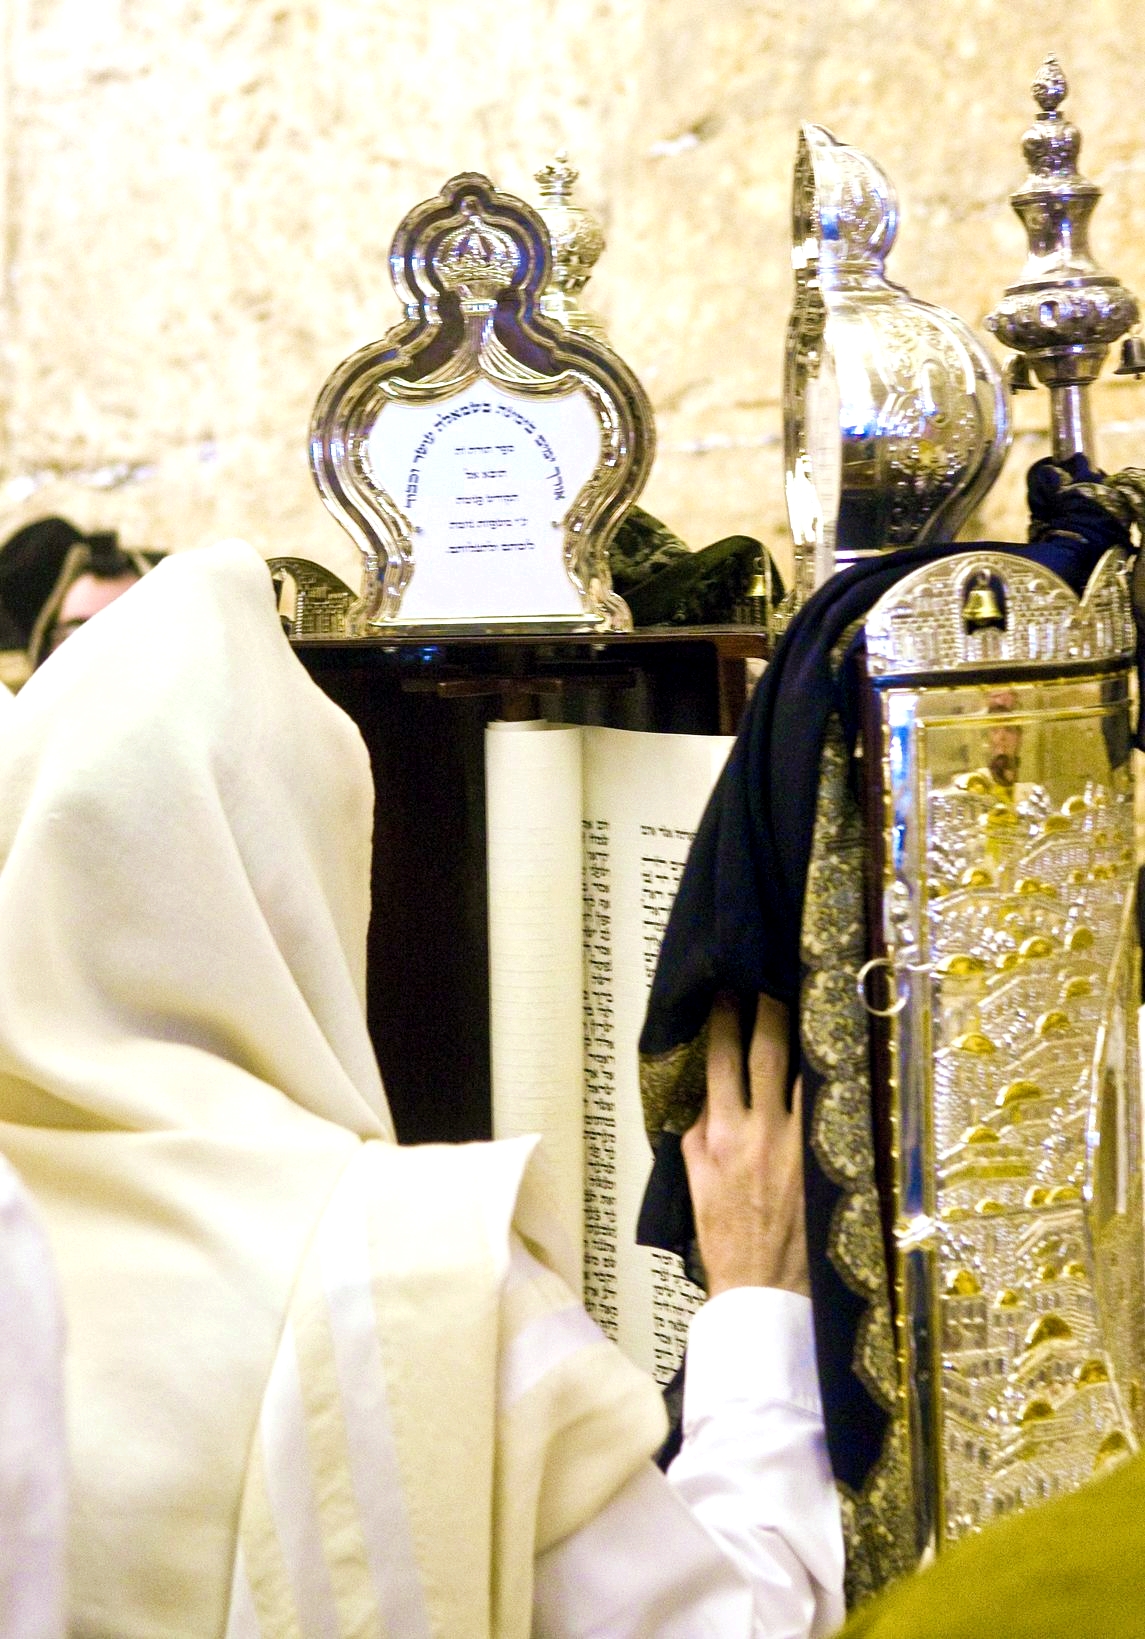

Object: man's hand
[682,993,810,1298]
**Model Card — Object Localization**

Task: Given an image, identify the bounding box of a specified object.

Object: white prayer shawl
[0,676,68,1639]
[0,541,665,1638]
[0,1156,67,1639]
[226,1138,664,1639]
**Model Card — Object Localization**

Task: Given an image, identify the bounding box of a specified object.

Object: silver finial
[985,57,1139,462]
[535,150,579,203]
[534,151,608,340]
[1030,53,1067,113]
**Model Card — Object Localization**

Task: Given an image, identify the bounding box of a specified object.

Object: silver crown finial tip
[534,150,579,199]
[1032,54,1068,114]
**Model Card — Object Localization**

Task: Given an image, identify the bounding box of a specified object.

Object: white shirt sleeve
[533,1288,845,1638]
[0,1159,68,1639]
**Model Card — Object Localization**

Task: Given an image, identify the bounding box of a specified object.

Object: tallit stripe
[500,1239,606,1409]
[223,1543,262,1639]
[316,1155,432,1639]
[363,1146,503,1638]
[496,1241,669,1559]
[259,1322,342,1639]
[233,1433,306,1639]
[501,1303,609,1411]
[292,1257,386,1639]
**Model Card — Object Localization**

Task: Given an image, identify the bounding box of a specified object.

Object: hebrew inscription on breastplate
[309,172,654,634]
[863,548,1143,1555]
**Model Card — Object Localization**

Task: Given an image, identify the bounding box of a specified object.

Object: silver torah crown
[534,152,609,342]
[783,125,1010,613]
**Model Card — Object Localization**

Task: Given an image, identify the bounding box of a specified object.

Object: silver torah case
[783,125,1010,614]
[859,548,1144,1555]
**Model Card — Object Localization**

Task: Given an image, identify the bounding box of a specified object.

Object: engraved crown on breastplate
[434,209,521,306]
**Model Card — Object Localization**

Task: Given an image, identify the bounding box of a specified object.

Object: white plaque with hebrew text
[366,381,601,621]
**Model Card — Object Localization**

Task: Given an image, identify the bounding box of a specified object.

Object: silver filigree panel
[865,550,1134,677]
[865,555,1144,1555]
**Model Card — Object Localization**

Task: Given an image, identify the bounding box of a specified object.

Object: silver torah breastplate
[862,547,1143,1554]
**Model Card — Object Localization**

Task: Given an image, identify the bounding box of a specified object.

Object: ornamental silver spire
[985,55,1140,462]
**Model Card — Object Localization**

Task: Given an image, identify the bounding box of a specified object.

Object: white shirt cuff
[683,1288,822,1426]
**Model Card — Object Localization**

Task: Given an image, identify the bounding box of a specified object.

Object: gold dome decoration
[1035,1010,1072,1037]
[937,953,988,979]
[995,1287,1022,1308]
[929,879,955,899]
[1094,1430,1131,1472]
[1075,1358,1110,1386]
[962,1124,1001,1146]
[1024,1185,1050,1209]
[946,1269,982,1297]
[1038,1262,1061,1282]
[1019,934,1057,961]
[1016,876,1057,898]
[954,1030,998,1056]
[1018,1396,1056,1424]
[1062,794,1089,816]
[995,949,1021,972]
[1091,862,1115,881]
[1023,1312,1073,1352]
[1062,1260,1087,1280]
[960,865,995,889]
[941,1204,972,1222]
[997,1079,1044,1110]
[1046,1184,1081,1205]
[1060,975,1093,1000]
[1041,812,1072,833]
[1066,927,1096,952]
[1067,866,1087,886]
[954,770,994,794]
[976,1197,1008,1216]
[983,807,1021,835]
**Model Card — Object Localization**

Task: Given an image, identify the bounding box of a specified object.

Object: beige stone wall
[2,0,1145,589]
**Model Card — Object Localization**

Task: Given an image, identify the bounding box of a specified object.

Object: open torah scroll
[486,723,732,1382]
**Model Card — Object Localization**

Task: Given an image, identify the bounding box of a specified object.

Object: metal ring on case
[856,956,907,1018]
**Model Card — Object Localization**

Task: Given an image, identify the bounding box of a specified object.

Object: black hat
[0,516,86,646]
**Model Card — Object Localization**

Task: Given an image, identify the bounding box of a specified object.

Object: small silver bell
[1005,354,1035,392]
[1114,333,1145,377]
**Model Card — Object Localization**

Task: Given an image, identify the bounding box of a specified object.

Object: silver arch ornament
[309,172,655,634]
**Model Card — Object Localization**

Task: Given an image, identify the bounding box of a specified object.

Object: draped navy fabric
[637,456,1128,1495]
